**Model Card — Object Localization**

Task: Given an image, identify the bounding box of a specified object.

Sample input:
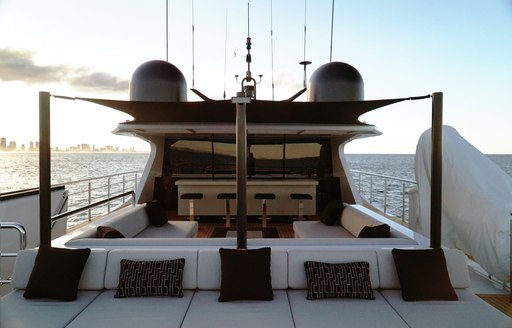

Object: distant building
[0,138,6,151]
[7,141,16,151]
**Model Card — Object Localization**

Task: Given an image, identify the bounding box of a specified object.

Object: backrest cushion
[107,205,150,237]
[340,205,380,237]
[104,249,197,289]
[197,248,288,290]
[12,248,108,290]
[377,248,470,289]
[288,249,380,289]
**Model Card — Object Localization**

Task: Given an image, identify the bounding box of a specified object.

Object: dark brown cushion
[114,258,185,298]
[96,226,125,238]
[23,246,91,301]
[319,200,343,226]
[145,200,168,227]
[358,224,390,238]
[218,247,273,302]
[304,261,375,300]
[392,248,458,301]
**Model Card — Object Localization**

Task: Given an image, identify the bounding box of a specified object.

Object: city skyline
[0,136,143,153]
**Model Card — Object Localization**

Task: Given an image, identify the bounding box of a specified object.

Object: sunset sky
[0,0,511,153]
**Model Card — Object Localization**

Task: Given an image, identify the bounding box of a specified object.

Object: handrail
[0,222,27,257]
[351,169,417,222]
[0,222,27,285]
[58,170,143,186]
[51,191,136,223]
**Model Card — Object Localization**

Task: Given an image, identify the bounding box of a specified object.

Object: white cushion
[287,289,409,328]
[0,290,100,328]
[377,248,470,289]
[381,289,512,328]
[11,248,108,290]
[197,248,288,290]
[287,249,380,289]
[66,290,194,328]
[293,221,354,238]
[181,290,294,328]
[340,205,381,237]
[104,249,198,289]
[135,221,198,238]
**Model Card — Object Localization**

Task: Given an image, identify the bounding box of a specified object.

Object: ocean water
[0,152,149,194]
[1,152,510,194]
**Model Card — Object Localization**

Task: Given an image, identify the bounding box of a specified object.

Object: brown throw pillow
[218,247,273,302]
[145,200,168,227]
[392,248,458,301]
[358,224,390,238]
[304,261,375,300]
[96,226,125,238]
[114,258,185,298]
[319,199,343,226]
[23,246,91,301]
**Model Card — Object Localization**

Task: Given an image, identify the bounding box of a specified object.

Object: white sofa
[2,246,511,328]
[293,204,419,244]
[60,204,198,247]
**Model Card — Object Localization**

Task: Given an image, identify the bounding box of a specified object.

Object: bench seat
[181,290,294,328]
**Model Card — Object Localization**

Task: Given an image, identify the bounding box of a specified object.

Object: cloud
[0,48,128,91]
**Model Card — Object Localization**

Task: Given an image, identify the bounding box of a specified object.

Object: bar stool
[254,193,275,228]
[180,193,203,221]
[290,193,313,221]
[217,193,236,227]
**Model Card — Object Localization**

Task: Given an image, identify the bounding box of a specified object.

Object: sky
[0,0,511,153]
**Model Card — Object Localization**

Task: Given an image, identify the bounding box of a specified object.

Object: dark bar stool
[180,193,203,221]
[254,193,275,228]
[217,193,236,227]
[290,193,313,221]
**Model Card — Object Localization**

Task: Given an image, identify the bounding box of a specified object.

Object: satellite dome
[129,60,187,102]
[307,62,364,102]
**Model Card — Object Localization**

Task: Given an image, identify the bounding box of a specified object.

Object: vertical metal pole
[430,92,443,249]
[39,91,51,246]
[233,92,250,249]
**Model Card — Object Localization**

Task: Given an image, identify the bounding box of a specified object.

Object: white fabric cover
[104,249,198,289]
[181,290,294,328]
[197,248,288,290]
[376,248,470,289]
[287,249,380,289]
[381,289,512,328]
[134,221,198,238]
[11,249,108,290]
[413,126,512,281]
[287,289,408,328]
[0,290,100,328]
[66,290,194,328]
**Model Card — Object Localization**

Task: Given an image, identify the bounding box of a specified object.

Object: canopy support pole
[233,93,251,249]
[39,91,51,246]
[430,92,443,249]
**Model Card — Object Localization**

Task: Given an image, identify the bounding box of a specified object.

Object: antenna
[223,9,228,100]
[166,0,169,61]
[330,0,335,62]
[192,0,195,89]
[270,0,275,100]
[299,0,311,88]
[235,2,262,99]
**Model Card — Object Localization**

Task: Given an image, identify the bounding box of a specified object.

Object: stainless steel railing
[0,222,27,285]
[351,170,417,222]
[61,170,143,229]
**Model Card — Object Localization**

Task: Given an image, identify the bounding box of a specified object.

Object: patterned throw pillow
[114,258,185,298]
[304,261,375,300]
